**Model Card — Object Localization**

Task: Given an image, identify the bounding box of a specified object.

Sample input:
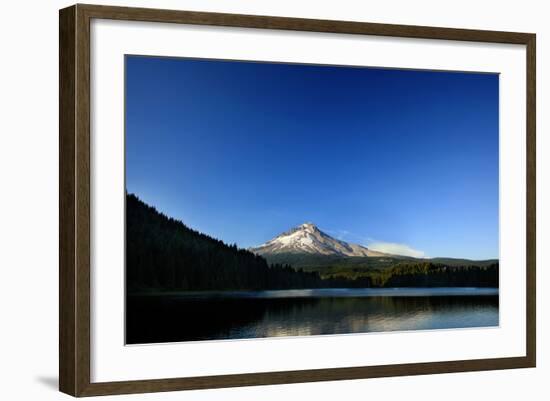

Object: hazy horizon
[126,56,499,260]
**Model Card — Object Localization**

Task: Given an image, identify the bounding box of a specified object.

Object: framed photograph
[59,4,536,397]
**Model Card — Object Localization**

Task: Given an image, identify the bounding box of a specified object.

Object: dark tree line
[367,262,498,288]
[126,193,326,292]
[127,193,498,292]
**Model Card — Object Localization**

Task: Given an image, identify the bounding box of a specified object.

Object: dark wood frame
[59,3,536,397]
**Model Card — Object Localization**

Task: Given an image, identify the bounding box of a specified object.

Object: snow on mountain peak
[251,223,387,257]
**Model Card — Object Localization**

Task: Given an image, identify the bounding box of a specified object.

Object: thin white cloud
[323,228,369,243]
[368,241,427,258]
[323,228,350,241]
[322,227,427,259]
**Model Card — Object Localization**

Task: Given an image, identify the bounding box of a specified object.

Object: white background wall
[0,0,546,400]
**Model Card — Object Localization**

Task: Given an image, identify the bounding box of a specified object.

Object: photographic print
[125,56,499,345]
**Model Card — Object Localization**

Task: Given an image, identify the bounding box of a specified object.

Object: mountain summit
[251,223,387,257]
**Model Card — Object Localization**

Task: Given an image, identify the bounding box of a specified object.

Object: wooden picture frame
[59,3,536,397]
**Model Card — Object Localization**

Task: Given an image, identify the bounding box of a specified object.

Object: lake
[126,287,499,344]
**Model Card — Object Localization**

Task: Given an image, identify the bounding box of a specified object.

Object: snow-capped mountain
[250,223,388,257]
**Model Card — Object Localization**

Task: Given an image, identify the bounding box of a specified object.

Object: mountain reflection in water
[126,288,498,344]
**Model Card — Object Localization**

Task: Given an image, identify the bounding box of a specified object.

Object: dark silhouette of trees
[126,193,325,292]
[127,193,498,292]
[341,261,498,288]
[387,262,498,287]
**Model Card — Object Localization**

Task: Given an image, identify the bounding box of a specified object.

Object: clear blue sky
[126,55,499,260]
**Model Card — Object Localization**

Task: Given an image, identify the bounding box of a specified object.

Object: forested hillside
[126,193,325,291]
[322,261,498,288]
[127,193,498,291]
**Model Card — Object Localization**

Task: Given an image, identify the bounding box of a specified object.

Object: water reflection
[126,288,498,344]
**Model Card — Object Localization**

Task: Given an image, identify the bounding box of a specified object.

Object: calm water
[126,288,499,344]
